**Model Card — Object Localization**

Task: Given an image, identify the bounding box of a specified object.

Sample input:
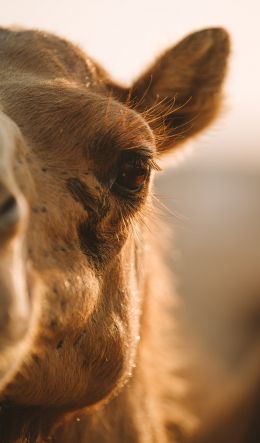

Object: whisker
[152,194,188,223]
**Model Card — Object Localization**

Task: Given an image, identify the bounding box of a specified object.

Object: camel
[0,26,230,442]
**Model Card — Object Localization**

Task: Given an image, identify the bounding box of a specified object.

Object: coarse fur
[0,26,229,442]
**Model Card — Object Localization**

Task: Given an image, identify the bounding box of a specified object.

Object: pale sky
[1,0,259,169]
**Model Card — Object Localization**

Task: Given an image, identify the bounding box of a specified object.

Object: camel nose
[0,186,19,232]
[0,112,28,239]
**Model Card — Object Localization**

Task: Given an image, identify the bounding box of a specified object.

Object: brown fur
[0,26,229,442]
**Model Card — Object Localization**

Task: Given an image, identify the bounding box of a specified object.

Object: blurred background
[1,0,259,387]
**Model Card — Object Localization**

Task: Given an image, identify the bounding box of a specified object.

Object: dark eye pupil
[115,155,150,192]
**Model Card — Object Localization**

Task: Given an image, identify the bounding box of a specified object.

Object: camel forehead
[0,27,155,169]
[0,27,99,85]
[3,83,155,171]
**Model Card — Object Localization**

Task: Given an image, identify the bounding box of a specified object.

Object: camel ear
[127,28,230,153]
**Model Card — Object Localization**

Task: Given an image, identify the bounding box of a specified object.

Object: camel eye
[113,152,151,193]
